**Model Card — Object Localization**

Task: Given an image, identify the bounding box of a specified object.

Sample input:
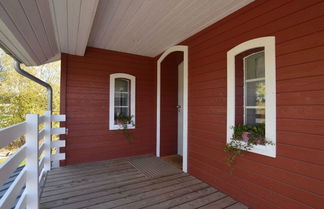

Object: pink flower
[242,132,249,142]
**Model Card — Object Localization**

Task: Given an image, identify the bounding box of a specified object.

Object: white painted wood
[226,36,276,158]
[39,167,46,185]
[0,0,252,65]
[52,160,59,169]
[39,142,45,156]
[52,151,66,169]
[39,156,45,175]
[177,62,184,156]
[0,18,35,65]
[51,127,66,135]
[88,0,254,57]
[0,145,26,188]
[14,190,27,209]
[157,45,188,172]
[51,114,66,122]
[67,0,81,55]
[49,0,99,56]
[0,121,27,149]
[38,129,45,140]
[51,140,66,148]
[44,111,52,171]
[0,0,59,65]
[39,115,45,124]
[19,0,53,59]
[0,168,26,209]
[25,114,40,209]
[109,73,136,130]
[36,0,60,56]
[52,153,66,161]
[76,0,99,56]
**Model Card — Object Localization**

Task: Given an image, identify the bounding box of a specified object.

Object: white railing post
[25,114,39,209]
[44,111,52,171]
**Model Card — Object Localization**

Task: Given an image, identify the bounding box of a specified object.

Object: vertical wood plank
[44,111,52,171]
[25,114,39,209]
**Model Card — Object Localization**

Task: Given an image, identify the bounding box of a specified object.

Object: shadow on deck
[40,155,248,209]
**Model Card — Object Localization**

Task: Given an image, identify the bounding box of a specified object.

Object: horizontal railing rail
[0,111,66,209]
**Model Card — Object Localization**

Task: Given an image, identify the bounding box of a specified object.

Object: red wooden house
[0,0,323,208]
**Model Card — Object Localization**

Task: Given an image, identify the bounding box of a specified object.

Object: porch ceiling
[0,0,254,66]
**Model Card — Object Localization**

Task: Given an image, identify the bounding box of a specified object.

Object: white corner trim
[157,45,189,173]
[227,37,276,158]
[109,73,136,130]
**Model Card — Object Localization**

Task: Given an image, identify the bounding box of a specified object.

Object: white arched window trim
[109,73,136,130]
[227,37,276,158]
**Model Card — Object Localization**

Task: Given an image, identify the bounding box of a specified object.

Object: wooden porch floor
[40,155,248,209]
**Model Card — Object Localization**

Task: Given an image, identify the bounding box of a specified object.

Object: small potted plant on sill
[224,124,273,167]
[115,114,135,143]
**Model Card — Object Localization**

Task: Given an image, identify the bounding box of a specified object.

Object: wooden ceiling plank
[0,1,41,65]
[133,0,199,55]
[88,0,253,57]
[36,0,59,57]
[50,0,68,53]
[109,0,162,51]
[121,0,182,54]
[0,24,34,65]
[90,0,122,47]
[97,0,133,49]
[1,0,47,62]
[20,0,54,60]
[102,0,144,51]
[67,0,82,55]
[75,0,99,56]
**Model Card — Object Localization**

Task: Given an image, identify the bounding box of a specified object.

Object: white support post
[25,114,39,209]
[44,111,52,171]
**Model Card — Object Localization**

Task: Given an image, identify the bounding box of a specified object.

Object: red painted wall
[60,48,156,165]
[160,52,183,156]
[178,0,324,208]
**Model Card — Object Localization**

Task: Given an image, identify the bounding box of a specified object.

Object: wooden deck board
[40,155,248,209]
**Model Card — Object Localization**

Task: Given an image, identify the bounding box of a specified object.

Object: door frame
[156,45,188,173]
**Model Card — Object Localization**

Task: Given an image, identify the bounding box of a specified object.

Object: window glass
[245,52,265,79]
[245,81,265,106]
[114,78,130,123]
[244,51,265,125]
[115,79,129,92]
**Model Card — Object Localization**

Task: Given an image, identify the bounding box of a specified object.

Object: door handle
[177,105,182,112]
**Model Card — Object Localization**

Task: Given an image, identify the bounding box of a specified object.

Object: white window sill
[109,124,135,130]
[229,139,276,158]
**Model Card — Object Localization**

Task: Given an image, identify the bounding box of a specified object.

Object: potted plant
[115,114,135,143]
[224,124,273,167]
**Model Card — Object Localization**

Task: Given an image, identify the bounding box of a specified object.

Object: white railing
[0,111,66,209]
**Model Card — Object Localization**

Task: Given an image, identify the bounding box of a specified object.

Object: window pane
[114,107,129,122]
[115,92,129,106]
[245,51,265,79]
[115,78,129,92]
[246,81,265,106]
[245,108,265,125]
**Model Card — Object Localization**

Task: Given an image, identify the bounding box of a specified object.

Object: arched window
[227,37,276,157]
[109,73,135,130]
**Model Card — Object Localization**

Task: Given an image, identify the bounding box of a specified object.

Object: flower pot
[242,132,250,142]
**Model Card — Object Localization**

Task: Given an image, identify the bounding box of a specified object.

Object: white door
[177,62,184,156]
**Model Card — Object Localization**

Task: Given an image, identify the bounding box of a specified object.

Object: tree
[0,49,60,149]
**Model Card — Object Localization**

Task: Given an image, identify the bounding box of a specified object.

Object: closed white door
[177,62,184,156]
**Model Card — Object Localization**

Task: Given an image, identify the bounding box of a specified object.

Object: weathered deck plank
[40,155,247,209]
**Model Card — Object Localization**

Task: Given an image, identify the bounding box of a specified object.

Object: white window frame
[109,73,136,130]
[227,37,276,158]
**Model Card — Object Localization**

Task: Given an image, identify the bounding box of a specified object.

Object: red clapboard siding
[61,48,156,165]
[176,0,324,208]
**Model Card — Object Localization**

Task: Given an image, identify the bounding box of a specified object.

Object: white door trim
[156,45,188,173]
